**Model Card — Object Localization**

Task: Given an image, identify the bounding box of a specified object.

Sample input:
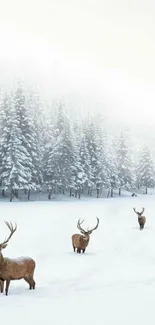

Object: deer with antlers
[0,221,36,296]
[72,217,99,253]
[133,207,146,230]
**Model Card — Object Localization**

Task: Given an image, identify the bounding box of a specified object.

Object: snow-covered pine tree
[73,155,86,199]
[94,115,110,195]
[42,106,56,196]
[84,116,104,197]
[106,137,119,197]
[69,110,88,198]
[53,101,67,139]
[79,133,92,194]
[71,133,86,199]
[136,145,155,194]
[9,82,35,199]
[0,91,14,195]
[0,86,32,200]
[45,114,78,197]
[25,89,45,196]
[45,101,66,196]
[115,131,134,195]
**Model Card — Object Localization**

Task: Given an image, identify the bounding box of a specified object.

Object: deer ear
[0,243,8,249]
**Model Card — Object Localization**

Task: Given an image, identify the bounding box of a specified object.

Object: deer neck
[83,234,90,242]
[0,252,4,266]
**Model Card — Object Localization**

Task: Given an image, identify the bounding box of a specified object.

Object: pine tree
[7,83,35,199]
[106,139,119,197]
[136,146,155,194]
[84,116,104,197]
[45,117,77,196]
[116,131,134,194]
[26,90,45,193]
[0,90,32,200]
[13,82,35,195]
[0,81,43,200]
[95,117,110,192]
[42,107,56,192]
[54,101,67,138]
[0,92,15,194]
[79,134,92,192]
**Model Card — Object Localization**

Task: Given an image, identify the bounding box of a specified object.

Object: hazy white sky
[0,0,155,124]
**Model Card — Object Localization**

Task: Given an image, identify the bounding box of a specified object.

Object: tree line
[0,81,154,201]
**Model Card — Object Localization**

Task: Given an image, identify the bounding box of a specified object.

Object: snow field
[0,196,155,325]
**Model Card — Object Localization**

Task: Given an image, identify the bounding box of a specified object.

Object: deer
[72,217,99,253]
[133,207,146,230]
[0,221,36,296]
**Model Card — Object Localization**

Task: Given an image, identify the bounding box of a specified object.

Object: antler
[133,207,145,215]
[0,221,17,248]
[140,208,145,215]
[77,219,86,234]
[90,217,99,232]
[77,217,99,234]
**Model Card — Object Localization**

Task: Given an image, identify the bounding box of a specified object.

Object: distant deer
[133,207,146,230]
[0,221,36,296]
[72,217,99,253]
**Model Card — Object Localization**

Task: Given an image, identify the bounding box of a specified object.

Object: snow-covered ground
[0,195,155,325]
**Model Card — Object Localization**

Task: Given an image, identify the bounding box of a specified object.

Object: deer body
[133,208,146,230]
[72,217,99,253]
[0,222,36,295]
[138,216,146,230]
[72,234,90,253]
[0,257,35,280]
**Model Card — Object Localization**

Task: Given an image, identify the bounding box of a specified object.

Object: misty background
[0,0,154,200]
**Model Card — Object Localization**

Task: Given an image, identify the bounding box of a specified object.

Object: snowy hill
[0,196,155,325]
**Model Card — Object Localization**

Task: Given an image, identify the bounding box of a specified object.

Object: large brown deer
[72,217,99,253]
[0,221,36,296]
[133,207,146,230]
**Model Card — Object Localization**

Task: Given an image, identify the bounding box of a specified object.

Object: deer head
[0,221,17,251]
[133,207,145,217]
[77,217,99,236]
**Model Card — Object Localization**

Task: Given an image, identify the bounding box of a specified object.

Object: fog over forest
[0,0,155,200]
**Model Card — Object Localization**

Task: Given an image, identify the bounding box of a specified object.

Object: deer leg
[82,249,85,253]
[24,276,32,289]
[0,280,2,293]
[29,276,36,290]
[0,280,4,293]
[30,271,36,290]
[24,275,36,290]
[32,279,36,289]
[5,279,10,296]
[72,245,75,252]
